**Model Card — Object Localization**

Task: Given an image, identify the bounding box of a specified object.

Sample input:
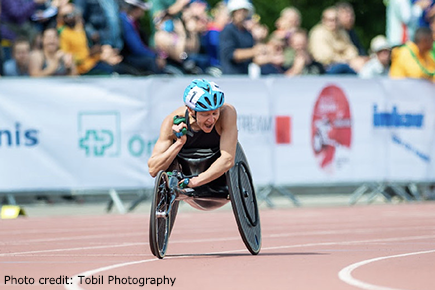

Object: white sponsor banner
[271,77,388,185]
[379,79,435,182]
[0,78,153,191]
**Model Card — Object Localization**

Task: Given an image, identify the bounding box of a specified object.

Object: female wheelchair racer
[147,79,261,259]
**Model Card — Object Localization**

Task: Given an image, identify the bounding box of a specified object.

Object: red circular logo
[311,85,352,169]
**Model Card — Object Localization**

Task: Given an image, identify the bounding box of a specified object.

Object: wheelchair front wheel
[149,170,171,259]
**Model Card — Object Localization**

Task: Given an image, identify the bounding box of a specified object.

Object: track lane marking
[3,233,435,257]
[2,225,434,246]
[0,243,146,257]
[338,249,435,290]
[0,232,144,245]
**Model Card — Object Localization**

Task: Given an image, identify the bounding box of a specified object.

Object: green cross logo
[79,130,114,156]
[78,112,120,157]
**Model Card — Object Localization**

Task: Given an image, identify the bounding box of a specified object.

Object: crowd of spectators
[0,0,434,81]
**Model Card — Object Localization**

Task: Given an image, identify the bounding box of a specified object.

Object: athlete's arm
[148,108,187,177]
[188,104,238,187]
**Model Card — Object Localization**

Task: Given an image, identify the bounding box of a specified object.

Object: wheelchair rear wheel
[227,143,261,255]
[149,171,172,259]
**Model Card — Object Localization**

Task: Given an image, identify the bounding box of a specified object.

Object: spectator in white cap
[219,0,269,75]
[359,35,391,78]
[124,0,151,10]
[227,0,253,15]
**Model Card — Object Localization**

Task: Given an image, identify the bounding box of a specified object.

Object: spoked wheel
[149,170,172,259]
[226,143,261,255]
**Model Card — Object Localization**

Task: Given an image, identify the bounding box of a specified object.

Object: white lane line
[2,225,433,247]
[268,226,435,238]
[338,249,435,290]
[0,243,146,257]
[3,232,435,257]
[2,213,427,236]
[1,225,143,236]
[1,254,151,258]
[0,218,150,236]
[63,235,435,290]
[263,235,435,251]
[0,232,144,245]
[0,236,241,257]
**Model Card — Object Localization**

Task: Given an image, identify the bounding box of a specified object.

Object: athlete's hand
[172,115,187,144]
[172,123,187,140]
[187,176,199,188]
[178,178,189,188]
[180,177,198,188]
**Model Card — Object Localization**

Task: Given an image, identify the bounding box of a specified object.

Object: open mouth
[204,123,214,130]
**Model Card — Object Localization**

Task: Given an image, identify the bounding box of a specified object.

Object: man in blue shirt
[120,0,166,74]
[3,37,30,76]
[219,0,259,74]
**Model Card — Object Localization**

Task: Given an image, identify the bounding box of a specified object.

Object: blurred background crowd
[0,0,434,80]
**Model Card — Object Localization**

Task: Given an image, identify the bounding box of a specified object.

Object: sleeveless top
[41,54,69,76]
[180,126,221,152]
[177,126,227,189]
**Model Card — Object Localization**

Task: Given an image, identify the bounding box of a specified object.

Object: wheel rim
[155,180,170,256]
[150,171,170,258]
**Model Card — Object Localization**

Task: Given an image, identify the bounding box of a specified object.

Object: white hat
[124,0,152,10]
[370,35,391,53]
[227,0,253,14]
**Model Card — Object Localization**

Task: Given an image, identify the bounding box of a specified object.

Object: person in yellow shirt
[58,3,121,75]
[390,27,435,82]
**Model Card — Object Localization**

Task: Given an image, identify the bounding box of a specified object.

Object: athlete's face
[195,109,220,133]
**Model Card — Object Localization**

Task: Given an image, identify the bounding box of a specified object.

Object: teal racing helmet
[183,79,225,112]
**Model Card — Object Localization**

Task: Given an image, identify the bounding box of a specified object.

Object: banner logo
[373,105,424,128]
[311,85,352,170]
[373,105,427,162]
[78,112,121,157]
[0,123,39,147]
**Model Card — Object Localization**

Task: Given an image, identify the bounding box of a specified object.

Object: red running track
[1,202,435,290]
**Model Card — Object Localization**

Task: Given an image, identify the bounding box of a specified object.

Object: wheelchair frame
[149,142,261,259]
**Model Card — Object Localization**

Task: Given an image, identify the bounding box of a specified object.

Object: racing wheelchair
[149,142,261,259]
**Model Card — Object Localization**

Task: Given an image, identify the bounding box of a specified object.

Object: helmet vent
[199,84,210,93]
[205,96,212,106]
[198,101,207,109]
